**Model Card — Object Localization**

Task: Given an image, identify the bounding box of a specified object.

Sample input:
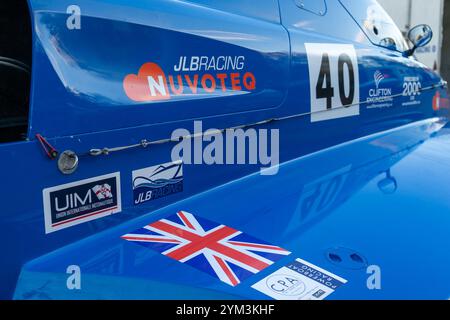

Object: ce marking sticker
[305,43,360,122]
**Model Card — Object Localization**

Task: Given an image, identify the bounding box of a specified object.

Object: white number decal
[403,80,421,96]
[305,44,360,122]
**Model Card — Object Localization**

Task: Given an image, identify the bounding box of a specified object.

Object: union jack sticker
[121,211,291,286]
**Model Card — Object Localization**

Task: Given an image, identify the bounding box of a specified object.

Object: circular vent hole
[350,253,364,264]
[328,253,342,263]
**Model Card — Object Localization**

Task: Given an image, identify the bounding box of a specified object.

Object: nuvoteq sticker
[123,56,257,102]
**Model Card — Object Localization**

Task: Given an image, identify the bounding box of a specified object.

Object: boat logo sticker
[252,258,347,300]
[132,160,183,206]
[122,211,290,286]
[43,173,121,234]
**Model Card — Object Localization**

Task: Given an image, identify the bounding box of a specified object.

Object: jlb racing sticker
[123,56,256,102]
[122,211,291,286]
[305,43,360,122]
[366,70,393,109]
[132,160,183,206]
[252,258,347,300]
[402,76,422,107]
[43,173,121,234]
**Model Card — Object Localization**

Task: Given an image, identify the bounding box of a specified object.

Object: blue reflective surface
[13,118,450,299]
[0,0,448,299]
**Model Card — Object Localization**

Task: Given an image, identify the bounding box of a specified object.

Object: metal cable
[88,81,447,157]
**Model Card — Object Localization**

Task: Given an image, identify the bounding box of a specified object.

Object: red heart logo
[123,62,171,102]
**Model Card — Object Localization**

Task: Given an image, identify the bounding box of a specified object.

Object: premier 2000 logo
[123,56,257,102]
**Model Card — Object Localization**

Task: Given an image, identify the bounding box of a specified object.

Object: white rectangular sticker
[252,258,347,300]
[43,172,121,234]
[305,43,360,122]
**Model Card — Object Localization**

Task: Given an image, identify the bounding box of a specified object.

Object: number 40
[316,53,356,109]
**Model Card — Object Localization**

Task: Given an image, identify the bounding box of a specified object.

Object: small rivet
[141,139,149,148]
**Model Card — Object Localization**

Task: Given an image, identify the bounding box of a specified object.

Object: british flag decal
[121,211,291,286]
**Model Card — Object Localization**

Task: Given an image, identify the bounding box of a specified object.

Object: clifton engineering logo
[374,70,385,89]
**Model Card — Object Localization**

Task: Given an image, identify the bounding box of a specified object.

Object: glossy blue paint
[0,0,448,299]
[28,0,289,137]
[13,118,450,299]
